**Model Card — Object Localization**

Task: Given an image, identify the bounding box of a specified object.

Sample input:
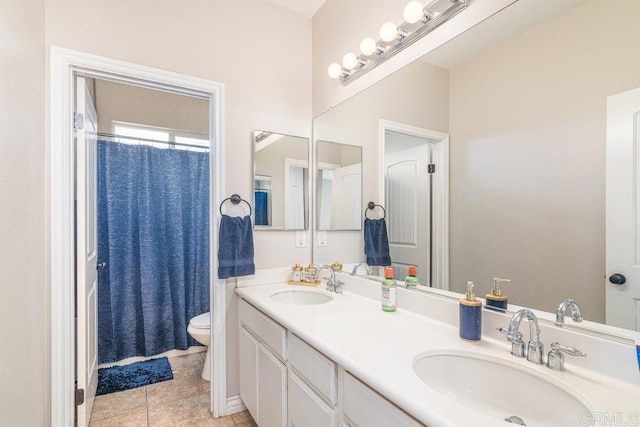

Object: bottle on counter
[404,265,420,289]
[459,281,482,341]
[291,264,303,282]
[382,267,397,312]
[304,264,317,283]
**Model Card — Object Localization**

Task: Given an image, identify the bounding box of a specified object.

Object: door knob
[97,262,107,270]
[608,274,626,285]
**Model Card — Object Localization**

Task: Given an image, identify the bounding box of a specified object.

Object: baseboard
[226,395,247,415]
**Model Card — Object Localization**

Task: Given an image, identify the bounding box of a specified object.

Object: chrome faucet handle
[546,341,587,371]
[334,280,344,294]
[497,327,525,358]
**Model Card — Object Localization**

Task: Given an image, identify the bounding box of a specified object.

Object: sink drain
[504,415,526,425]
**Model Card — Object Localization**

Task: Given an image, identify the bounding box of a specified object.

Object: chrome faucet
[351,262,372,276]
[505,309,544,364]
[315,265,344,293]
[555,298,583,326]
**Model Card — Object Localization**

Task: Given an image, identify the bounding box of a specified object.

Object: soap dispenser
[485,278,510,311]
[459,281,482,341]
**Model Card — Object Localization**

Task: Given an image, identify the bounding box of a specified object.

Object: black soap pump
[485,278,510,311]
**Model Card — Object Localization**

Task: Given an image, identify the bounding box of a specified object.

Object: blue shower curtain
[97,140,210,364]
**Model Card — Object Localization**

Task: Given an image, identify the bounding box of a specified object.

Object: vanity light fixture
[327,0,470,85]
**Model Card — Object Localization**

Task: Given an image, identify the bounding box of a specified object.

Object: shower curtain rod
[96,132,210,150]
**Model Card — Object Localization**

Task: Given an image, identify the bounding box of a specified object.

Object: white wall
[94,79,209,135]
[0,0,47,425]
[46,0,311,401]
[448,0,640,321]
[312,0,516,116]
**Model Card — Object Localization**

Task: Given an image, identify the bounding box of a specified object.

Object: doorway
[50,47,226,426]
[379,120,449,289]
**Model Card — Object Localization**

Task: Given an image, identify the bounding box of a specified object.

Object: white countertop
[236,282,639,426]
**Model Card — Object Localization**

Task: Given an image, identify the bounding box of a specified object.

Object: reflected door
[606,86,640,331]
[385,144,431,283]
[331,163,362,229]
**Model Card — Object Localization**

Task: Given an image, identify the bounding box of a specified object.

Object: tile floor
[89,352,256,427]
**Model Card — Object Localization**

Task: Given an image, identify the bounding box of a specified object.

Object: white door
[76,76,99,425]
[606,87,640,331]
[385,144,431,283]
[331,163,362,229]
[285,164,305,229]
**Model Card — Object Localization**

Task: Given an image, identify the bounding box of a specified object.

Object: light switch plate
[295,231,306,247]
[317,231,327,247]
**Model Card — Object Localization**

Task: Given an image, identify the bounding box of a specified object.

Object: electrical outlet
[317,231,328,247]
[295,231,306,247]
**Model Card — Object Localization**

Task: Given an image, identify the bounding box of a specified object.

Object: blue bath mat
[96,357,173,396]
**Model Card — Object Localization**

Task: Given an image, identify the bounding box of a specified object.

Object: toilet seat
[189,312,210,329]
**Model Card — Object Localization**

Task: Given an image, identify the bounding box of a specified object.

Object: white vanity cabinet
[239,300,287,427]
[239,298,421,427]
[342,373,423,427]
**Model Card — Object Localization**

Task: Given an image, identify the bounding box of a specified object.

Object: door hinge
[75,388,85,406]
[428,164,436,174]
[74,112,84,130]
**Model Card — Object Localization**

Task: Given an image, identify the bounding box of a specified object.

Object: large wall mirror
[254,130,309,230]
[312,0,640,337]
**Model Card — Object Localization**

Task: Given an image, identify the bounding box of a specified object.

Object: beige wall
[46,0,311,402]
[94,79,209,135]
[0,0,47,425]
[314,60,449,265]
[448,0,640,321]
[312,0,516,116]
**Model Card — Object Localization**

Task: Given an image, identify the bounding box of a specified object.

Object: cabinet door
[239,327,258,421]
[289,372,337,427]
[258,344,287,427]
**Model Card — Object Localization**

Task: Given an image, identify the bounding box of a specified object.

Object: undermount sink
[413,352,593,426]
[270,290,333,305]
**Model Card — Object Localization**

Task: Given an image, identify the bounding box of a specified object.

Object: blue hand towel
[218,214,255,279]
[364,218,391,266]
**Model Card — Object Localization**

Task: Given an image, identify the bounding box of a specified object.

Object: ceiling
[264,0,327,17]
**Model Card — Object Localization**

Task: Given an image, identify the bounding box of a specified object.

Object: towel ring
[364,201,386,219]
[219,194,252,216]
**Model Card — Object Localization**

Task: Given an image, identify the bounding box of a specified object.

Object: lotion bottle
[459,281,482,340]
[485,277,510,311]
[382,267,397,312]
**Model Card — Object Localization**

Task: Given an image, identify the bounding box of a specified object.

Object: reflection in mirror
[312,0,640,336]
[316,141,362,231]
[253,130,309,230]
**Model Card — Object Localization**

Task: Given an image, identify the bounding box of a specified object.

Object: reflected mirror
[254,130,309,230]
[316,140,362,231]
[312,0,640,335]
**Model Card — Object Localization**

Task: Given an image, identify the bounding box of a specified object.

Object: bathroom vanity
[236,274,639,427]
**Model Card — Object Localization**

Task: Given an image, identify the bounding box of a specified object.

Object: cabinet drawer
[289,334,337,405]
[289,372,338,427]
[343,373,423,427]
[240,299,287,361]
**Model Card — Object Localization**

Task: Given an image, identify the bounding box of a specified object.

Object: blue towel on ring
[218,215,255,279]
[364,218,391,267]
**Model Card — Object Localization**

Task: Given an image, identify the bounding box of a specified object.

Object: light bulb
[328,63,342,79]
[342,53,359,70]
[380,22,398,43]
[360,37,377,56]
[403,1,424,24]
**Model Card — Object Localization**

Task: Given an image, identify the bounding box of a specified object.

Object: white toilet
[187,312,211,380]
